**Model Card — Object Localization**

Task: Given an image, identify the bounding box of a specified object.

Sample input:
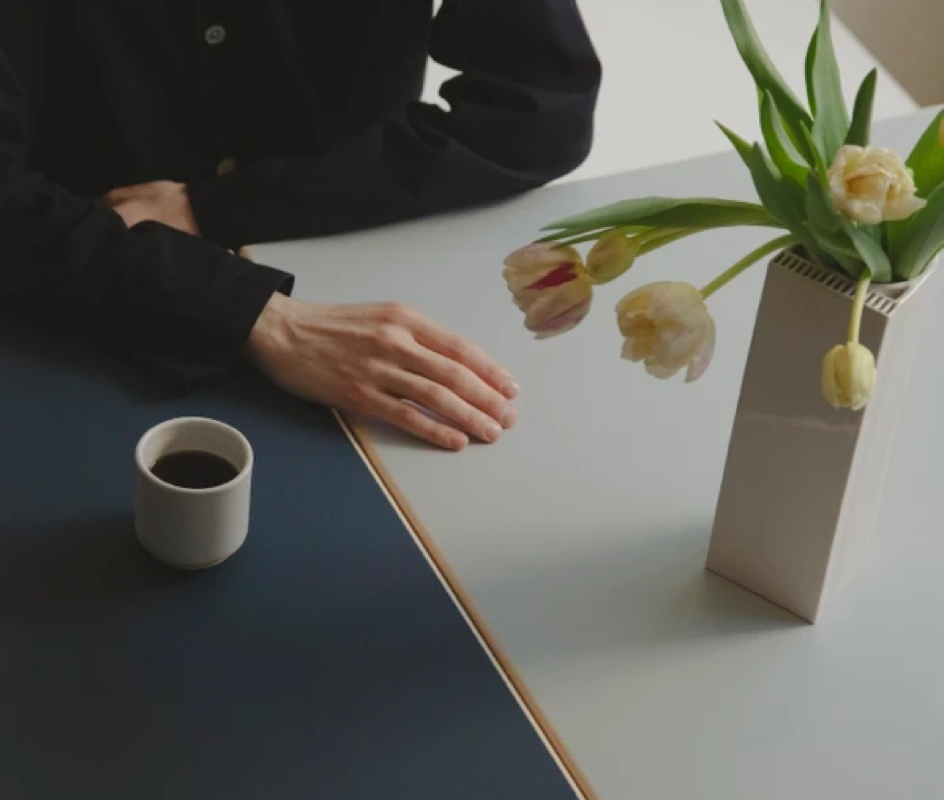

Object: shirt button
[216,157,237,176]
[204,24,227,46]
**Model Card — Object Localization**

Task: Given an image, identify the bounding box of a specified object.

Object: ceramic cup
[133,417,253,569]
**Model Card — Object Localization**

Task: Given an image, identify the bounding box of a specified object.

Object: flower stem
[700,234,797,299]
[637,227,707,255]
[848,274,871,343]
[549,226,652,247]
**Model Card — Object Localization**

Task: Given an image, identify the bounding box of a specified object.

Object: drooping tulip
[503,243,593,339]
[586,232,639,283]
[822,342,876,411]
[616,281,716,382]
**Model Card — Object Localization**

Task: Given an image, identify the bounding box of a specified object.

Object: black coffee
[151,451,239,489]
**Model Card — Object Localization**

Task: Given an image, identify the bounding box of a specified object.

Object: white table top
[254,107,944,799]
[424,0,917,182]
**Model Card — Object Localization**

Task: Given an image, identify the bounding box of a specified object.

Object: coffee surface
[151,451,238,489]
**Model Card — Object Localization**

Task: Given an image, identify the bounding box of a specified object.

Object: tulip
[827,145,926,225]
[616,281,716,382]
[503,242,593,339]
[822,342,876,411]
[586,232,639,283]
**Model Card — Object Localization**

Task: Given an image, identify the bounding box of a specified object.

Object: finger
[104,186,138,206]
[384,370,504,444]
[411,318,518,400]
[366,392,469,451]
[400,345,516,429]
[110,202,147,228]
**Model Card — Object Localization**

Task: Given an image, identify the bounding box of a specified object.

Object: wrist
[247,291,297,367]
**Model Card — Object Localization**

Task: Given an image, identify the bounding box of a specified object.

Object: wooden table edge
[332,410,600,800]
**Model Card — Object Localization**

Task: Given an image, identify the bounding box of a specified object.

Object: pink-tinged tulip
[586,232,639,283]
[616,281,716,382]
[503,243,593,339]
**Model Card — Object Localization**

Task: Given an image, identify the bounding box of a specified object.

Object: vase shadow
[471,523,806,664]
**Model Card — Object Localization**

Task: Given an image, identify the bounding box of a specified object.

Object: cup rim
[134,416,254,496]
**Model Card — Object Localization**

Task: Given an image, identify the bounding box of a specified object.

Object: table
[255,107,944,799]
[0,324,583,799]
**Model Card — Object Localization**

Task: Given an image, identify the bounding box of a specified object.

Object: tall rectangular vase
[706,248,936,622]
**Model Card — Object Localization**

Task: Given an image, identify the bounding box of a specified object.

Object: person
[0,1,601,450]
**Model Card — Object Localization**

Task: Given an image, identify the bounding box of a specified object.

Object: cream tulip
[822,342,876,411]
[827,145,926,225]
[616,281,716,382]
[503,242,593,339]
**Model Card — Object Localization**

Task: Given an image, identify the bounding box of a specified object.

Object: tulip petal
[645,359,680,380]
[526,262,580,290]
[686,318,716,382]
[533,297,592,339]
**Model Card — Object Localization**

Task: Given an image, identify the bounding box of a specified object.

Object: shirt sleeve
[187,0,601,248]
[0,42,293,384]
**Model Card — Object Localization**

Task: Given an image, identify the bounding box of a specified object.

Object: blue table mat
[0,323,577,800]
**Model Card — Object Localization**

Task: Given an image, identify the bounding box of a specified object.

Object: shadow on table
[0,317,174,405]
[473,523,805,660]
[0,512,197,622]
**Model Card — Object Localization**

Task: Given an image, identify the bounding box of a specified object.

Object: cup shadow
[0,512,197,622]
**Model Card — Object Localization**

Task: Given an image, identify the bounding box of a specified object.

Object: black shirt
[0,1,600,381]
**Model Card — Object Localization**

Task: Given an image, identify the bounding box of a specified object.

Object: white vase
[706,248,937,622]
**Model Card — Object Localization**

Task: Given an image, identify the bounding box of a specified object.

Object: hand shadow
[0,512,196,623]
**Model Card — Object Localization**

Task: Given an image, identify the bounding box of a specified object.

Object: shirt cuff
[188,175,245,250]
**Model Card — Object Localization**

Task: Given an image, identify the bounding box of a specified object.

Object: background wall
[423,0,920,181]
[830,0,944,106]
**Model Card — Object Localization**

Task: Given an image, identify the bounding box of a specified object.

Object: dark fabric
[0,325,580,800]
[0,0,600,383]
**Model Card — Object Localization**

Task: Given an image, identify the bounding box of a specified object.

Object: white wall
[830,0,944,105]
[423,0,917,180]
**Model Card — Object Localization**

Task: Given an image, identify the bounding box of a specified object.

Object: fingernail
[501,380,520,399]
[500,406,517,428]
[483,422,503,443]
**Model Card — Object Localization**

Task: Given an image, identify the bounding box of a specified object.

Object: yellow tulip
[616,281,716,382]
[503,243,593,339]
[822,342,876,411]
[586,232,639,283]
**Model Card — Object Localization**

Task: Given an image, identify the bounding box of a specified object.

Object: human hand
[247,295,519,451]
[105,181,199,235]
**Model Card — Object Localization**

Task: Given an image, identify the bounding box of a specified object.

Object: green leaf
[845,69,877,146]
[804,174,864,277]
[805,0,849,165]
[798,122,826,178]
[760,92,809,186]
[742,144,821,258]
[805,174,841,231]
[720,0,812,147]
[804,223,866,278]
[716,121,753,163]
[541,197,781,233]
[892,183,944,280]
[841,219,891,282]
[904,109,944,197]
